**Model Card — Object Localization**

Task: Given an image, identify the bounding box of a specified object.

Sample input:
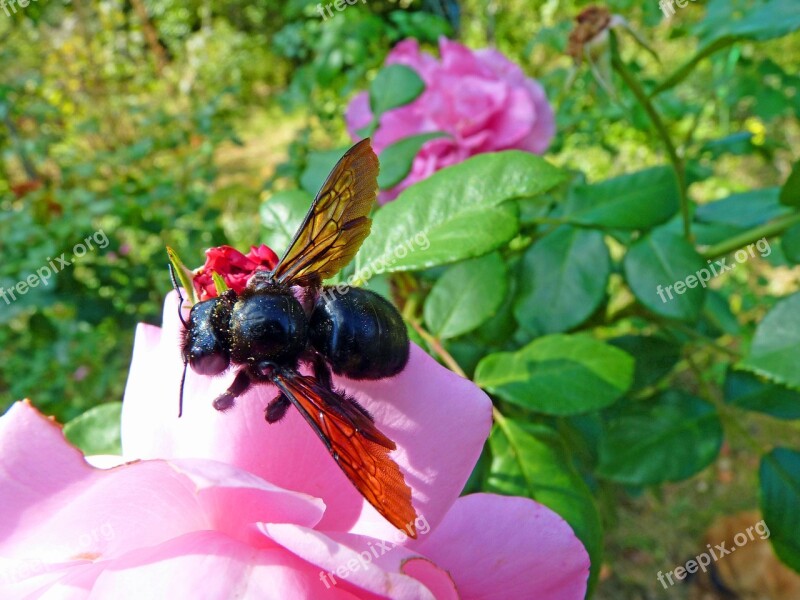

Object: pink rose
[192,244,279,300]
[346,38,556,202]
[0,293,589,599]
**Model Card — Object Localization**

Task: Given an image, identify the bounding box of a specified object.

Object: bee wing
[273,371,417,537]
[270,139,378,286]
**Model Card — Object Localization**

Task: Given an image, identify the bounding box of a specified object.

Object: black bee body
[182,295,232,376]
[171,139,421,536]
[309,287,409,380]
[229,289,309,368]
[182,283,409,407]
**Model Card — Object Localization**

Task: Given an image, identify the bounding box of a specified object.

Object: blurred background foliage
[2,0,800,597]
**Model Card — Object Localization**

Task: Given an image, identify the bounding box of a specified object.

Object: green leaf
[780,160,800,207]
[488,419,603,593]
[166,246,196,306]
[473,265,518,346]
[695,188,788,229]
[609,335,682,392]
[369,64,425,117]
[474,334,633,415]
[702,290,742,336]
[424,252,507,339]
[702,0,800,41]
[300,148,348,196]
[563,167,679,229]
[623,227,707,321]
[781,222,800,264]
[211,271,229,295]
[260,189,313,254]
[724,369,800,420]
[597,391,723,485]
[760,447,800,573]
[377,132,448,189]
[514,226,610,335]
[654,0,800,95]
[741,292,800,389]
[700,131,758,159]
[355,151,564,279]
[63,402,123,456]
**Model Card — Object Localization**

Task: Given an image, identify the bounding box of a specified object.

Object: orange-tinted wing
[273,372,417,537]
[271,138,379,286]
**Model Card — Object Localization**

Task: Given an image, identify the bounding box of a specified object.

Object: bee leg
[212,369,251,412]
[309,352,333,390]
[307,351,374,423]
[265,393,291,423]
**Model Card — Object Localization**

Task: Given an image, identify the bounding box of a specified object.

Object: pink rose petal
[86,531,361,600]
[123,292,492,539]
[414,493,590,600]
[262,523,453,599]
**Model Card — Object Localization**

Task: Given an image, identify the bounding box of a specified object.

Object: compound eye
[190,351,229,376]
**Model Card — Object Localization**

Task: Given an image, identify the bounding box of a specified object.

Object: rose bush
[346,38,556,202]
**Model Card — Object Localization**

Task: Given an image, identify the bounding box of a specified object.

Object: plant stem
[408,318,509,425]
[651,36,738,97]
[685,355,767,457]
[2,109,38,181]
[492,405,508,429]
[610,34,691,241]
[408,320,468,379]
[701,212,800,260]
[666,321,741,359]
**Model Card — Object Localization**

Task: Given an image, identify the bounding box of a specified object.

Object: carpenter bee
[170,139,417,536]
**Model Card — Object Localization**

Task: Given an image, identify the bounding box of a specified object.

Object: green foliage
[300,147,350,195]
[760,448,800,572]
[780,160,800,207]
[63,402,123,455]
[271,1,451,123]
[724,369,800,420]
[355,152,564,276]
[260,190,314,253]
[377,132,448,189]
[369,64,425,119]
[563,167,680,230]
[514,226,610,335]
[488,418,603,593]
[623,228,707,321]
[597,391,724,485]
[741,292,800,389]
[474,335,634,415]
[423,252,507,340]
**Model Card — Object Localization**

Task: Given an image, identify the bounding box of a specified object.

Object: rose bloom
[0,246,589,599]
[192,244,279,301]
[346,38,556,202]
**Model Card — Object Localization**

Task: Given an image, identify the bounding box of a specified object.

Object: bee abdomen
[309,287,409,380]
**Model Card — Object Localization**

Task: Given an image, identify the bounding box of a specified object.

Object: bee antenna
[178,359,187,418]
[168,263,189,328]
